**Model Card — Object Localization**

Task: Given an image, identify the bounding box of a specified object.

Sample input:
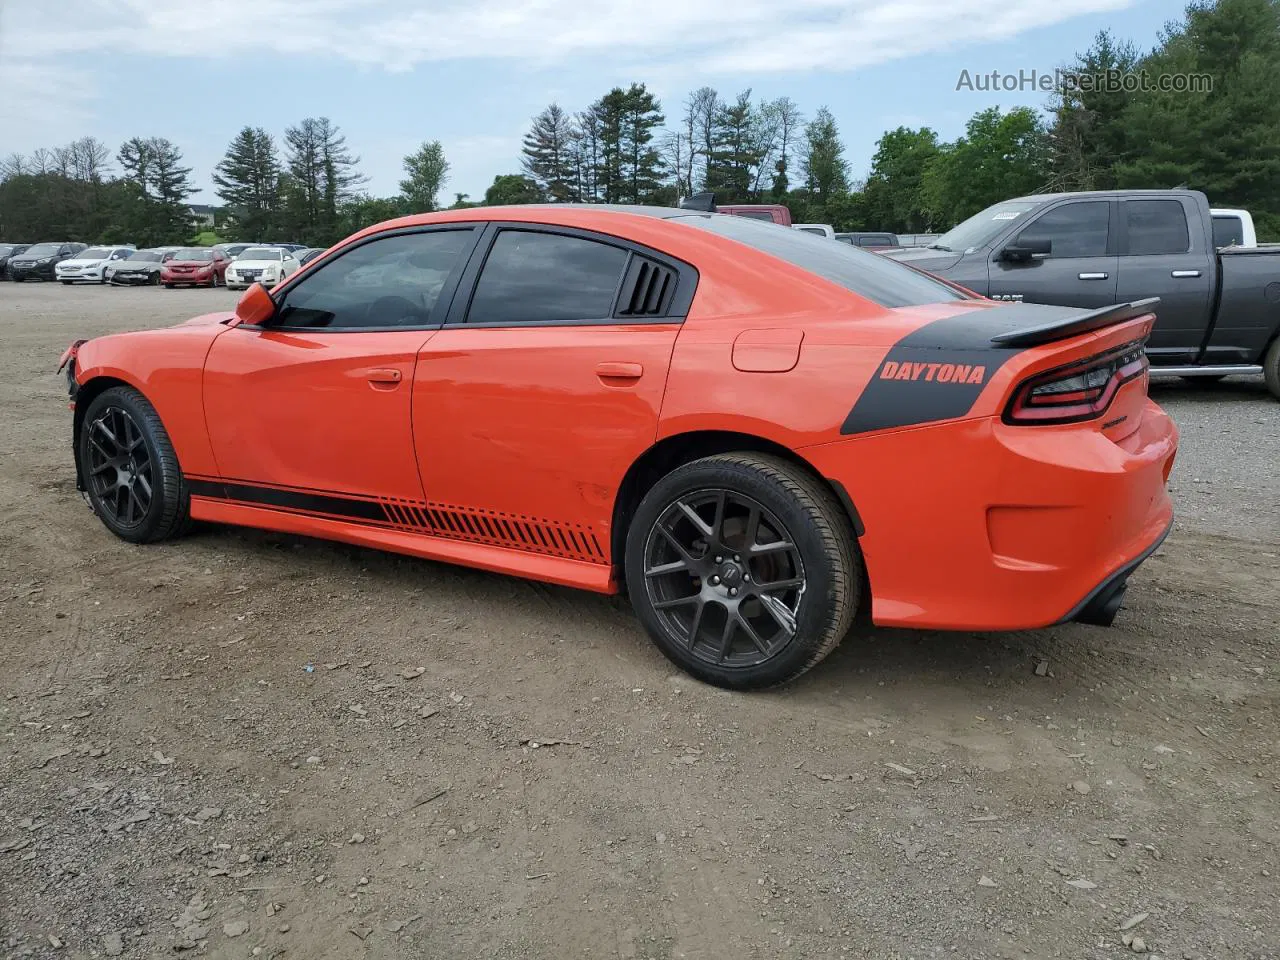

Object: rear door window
[465,230,630,324]
[1126,200,1190,255]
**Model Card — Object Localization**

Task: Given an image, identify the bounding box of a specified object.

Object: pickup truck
[884,189,1280,398]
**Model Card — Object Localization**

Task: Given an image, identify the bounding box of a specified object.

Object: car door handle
[1171,270,1201,278]
[365,368,402,384]
[595,362,644,381]
[1078,272,1109,280]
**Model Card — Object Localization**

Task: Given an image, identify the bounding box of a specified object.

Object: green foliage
[400,141,449,214]
[801,107,849,210]
[863,127,942,232]
[923,107,1050,225]
[484,174,545,206]
[213,127,281,241]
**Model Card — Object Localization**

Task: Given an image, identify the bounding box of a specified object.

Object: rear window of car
[674,214,967,307]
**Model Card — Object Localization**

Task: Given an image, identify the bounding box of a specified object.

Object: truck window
[1017,202,1110,258]
[1126,200,1190,255]
[1212,215,1244,248]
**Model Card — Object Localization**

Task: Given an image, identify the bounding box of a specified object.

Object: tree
[114,136,198,245]
[339,194,405,235]
[284,117,366,244]
[522,104,579,202]
[400,140,449,213]
[923,107,1049,225]
[759,97,804,199]
[620,83,666,203]
[484,174,544,206]
[685,87,720,193]
[1047,31,1141,191]
[707,89,759,202]
[213,127,281,240]
[862,127,941,232]
[801,106,849,212]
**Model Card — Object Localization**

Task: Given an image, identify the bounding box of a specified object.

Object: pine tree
[521,104,579,202]
[620,83,665,203]
[707,89,759,202]
[802,106,849,208]
[214,127,281,240]
[285,117,366,244]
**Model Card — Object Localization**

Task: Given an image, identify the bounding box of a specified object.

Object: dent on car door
[412,225,690,562]
[199,227,479,507]
[987,200,1119,308]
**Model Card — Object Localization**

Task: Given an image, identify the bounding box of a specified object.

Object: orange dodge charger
[60,204,1177,689]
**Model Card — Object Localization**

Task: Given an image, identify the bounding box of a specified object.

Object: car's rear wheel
[625,453,860,689]
[60,280,72,285]
[79,386,191,544]
[1264,336,1280,401]
[163,283,173,289]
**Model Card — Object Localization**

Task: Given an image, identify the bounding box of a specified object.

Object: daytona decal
[879,361,987,384]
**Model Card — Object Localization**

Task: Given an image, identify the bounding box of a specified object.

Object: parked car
[60,205,1177,689]
[56,246,136,284]
[224,246,301,289]
[715,204,792,226]
[216,243,261,260]
[0,243,31,280]
[262,242,307,252]
[7,242,87,281]
[160,247,230,288]
[794,224,836,239]
[1210,208,1257,248]
[896,233,941,248]
[296,248,326,266]
[883,189,1280,396]
[108,249,171,286]
[836,231,901,250]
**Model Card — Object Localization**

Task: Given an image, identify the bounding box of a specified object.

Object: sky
[0,0,1179,204]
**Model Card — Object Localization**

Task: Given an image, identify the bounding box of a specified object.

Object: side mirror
[1000,237,1051,262]
[231,283,276,327]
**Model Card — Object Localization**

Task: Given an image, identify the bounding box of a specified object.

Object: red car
[160,247,229,288]
[59,204,1177,689]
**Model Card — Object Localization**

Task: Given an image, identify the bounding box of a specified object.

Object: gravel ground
[1,282,1277,960]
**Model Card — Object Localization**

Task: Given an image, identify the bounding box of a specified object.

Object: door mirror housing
[232,283,276,327]
[1000,237,1051,262]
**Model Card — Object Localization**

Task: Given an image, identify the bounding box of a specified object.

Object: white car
[1210,208,1257,248]
[793,224,836,239]
[224,246,301,290]
[57,246,136,284]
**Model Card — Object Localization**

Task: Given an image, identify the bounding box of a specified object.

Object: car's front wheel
[625,453,860,689]
[78,386,191,544]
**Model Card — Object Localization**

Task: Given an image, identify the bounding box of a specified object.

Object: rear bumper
[803,398,1178,631]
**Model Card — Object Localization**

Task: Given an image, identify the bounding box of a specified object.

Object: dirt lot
[2,282,1277,960]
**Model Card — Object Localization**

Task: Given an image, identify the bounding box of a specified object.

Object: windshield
[675,214,967,308]
[0,245,15,256]
[171,248,214,261]
[23,243,61,257]
[931,201,1039,253]
[79,247,113,260]
[240,247,282,261]
[127,250,162,262]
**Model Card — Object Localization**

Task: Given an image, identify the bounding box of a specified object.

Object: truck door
[987,200,1119,308]
[1116,197,1213,364]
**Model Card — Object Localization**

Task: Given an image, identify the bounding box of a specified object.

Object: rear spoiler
[989,298,1159,347]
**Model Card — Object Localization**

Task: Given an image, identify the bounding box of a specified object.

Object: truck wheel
[1264,337,1280,401]
[625,453,861,689]
[78,386,192,544]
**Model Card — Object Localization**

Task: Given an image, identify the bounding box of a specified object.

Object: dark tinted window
[731,211,778,222]
[1212,214,1244,248]
[675,214,966,308]
[276,229,474,329]
[1017,202,1110,258]
[1126,200,1189,255]
[467,230,629,324]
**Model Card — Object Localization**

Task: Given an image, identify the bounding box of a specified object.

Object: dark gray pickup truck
[885,189,1280,398]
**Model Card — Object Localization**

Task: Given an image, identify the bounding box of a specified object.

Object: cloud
[3,0,1136,75]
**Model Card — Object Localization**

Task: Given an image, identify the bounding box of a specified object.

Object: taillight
[1004,340,1148,425]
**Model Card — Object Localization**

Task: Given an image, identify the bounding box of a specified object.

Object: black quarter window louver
[617,256,676,318]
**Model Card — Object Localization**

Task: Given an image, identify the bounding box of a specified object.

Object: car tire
[60,280,72,285]
[625,453,860,689]
[163,283,174,289]
[1264,336,1280,401]
[78,386,192,544]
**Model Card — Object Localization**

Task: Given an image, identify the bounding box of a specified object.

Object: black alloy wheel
[643,489,805,669]
[78,386,191,543]
[626,454,860,689]
[84,405,154,530]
